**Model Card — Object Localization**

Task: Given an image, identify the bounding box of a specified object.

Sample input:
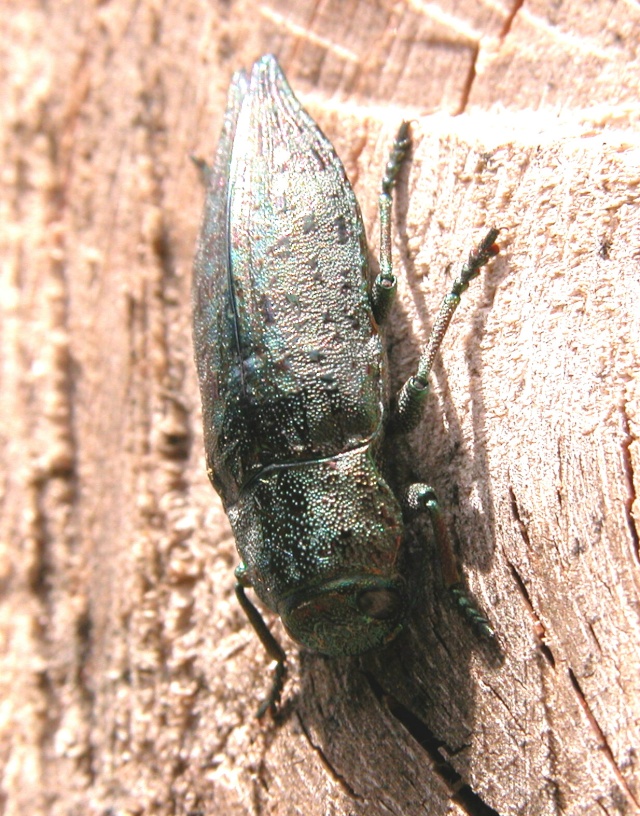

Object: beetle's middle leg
[404,483,493,638]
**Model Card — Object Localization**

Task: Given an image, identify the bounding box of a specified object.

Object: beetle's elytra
[193,54,499,717]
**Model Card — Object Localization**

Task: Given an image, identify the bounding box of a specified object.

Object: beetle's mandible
[192,54,499,717]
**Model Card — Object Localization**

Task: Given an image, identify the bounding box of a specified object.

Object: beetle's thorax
[228,444,408,654]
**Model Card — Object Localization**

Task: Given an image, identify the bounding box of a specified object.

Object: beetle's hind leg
[404,484,494,638]
[371,121,411,324]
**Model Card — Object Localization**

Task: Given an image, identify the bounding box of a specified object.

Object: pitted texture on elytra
[192,56,498,713]
[193,56,384,505]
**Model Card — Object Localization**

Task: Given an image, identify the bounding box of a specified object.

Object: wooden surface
[1,1,639,814]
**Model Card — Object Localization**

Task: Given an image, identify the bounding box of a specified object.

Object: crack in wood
[620,404,639,563]
[567,668,640,810]
[365,674,502,816]
[499,0,526,40]
[295,712,365,802]
[508,486,531,548]
[456,43,479,116]
[507,560,556,668]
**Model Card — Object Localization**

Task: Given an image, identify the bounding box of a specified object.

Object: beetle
[193,54,499,716]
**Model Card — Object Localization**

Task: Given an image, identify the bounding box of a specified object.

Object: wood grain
[1,1,638,814]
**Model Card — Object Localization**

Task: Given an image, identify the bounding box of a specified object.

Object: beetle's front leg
[235,565,287,718]
[391,229,500,432]
[371,121,411,324]
[404,483,494,638]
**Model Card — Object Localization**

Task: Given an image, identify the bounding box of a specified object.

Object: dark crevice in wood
[455,43,479,116]
[508,486,531,547]
[499,0,526,40]
[567,668,639,809]
[295,712,365,801]
[620,404,639,563]
[75,609,97,784]
[586,620,603,654]
[365,675,502,816]
[507,561,556,668]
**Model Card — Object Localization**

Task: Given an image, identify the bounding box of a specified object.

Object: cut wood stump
[1,2,639,814]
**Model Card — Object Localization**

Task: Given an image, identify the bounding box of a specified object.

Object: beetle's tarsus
[457,227,500,291]
[381,121,411,196]
[449,584,495,639]
[256,659,287,719]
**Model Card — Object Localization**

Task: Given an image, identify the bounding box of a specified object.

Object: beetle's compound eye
[357,587,402,620]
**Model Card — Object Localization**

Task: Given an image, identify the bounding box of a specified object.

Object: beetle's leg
[234,569,287,718]
[404,483,494,638]
[391,229,500,432]
[190,154,213,187]
[371,121,411,324]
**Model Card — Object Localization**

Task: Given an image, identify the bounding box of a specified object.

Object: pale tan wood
[1,1,639,815]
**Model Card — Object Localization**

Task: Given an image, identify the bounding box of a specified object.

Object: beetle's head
[278,574,408,656]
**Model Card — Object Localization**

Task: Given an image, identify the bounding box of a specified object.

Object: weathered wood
[1,1,638,815]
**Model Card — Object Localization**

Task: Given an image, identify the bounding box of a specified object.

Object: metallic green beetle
[193,54,498,716]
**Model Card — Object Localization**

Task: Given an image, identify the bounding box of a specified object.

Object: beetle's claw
[256,659,287,719]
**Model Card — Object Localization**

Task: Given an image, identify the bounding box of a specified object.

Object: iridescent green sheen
[192,55,498,716]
